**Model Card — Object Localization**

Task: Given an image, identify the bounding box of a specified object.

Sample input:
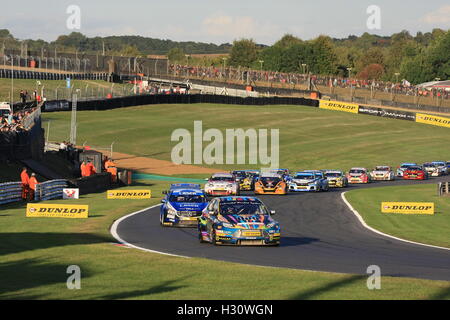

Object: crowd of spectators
[0,108,36,133]
[169,64,449,99]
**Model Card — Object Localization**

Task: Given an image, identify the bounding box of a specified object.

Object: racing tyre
[211,230,218,246]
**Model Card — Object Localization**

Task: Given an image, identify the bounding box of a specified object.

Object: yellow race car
[232,170,260,191]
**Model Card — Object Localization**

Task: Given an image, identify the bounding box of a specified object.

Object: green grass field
[42,103,450,172]
[345,184,450,248]
[2,103,450,299]
[1,180,449,300]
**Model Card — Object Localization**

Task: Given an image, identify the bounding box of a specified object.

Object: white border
[341,192,450,252]
[110,204,190,258]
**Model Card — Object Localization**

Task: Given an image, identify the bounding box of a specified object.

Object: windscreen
[169,195,206,203]
[219,201,267,216]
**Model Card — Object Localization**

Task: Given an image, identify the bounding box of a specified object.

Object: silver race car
[370,166,395,181]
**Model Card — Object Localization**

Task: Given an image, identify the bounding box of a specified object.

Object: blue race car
[198,196,280,246]
[396,163,417,177]
[160,184,208,227]
[288,171,329,192]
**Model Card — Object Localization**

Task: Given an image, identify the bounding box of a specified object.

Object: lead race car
[323,170,348,188]
[198,196,280,246]
[160,184,208,227]
[204,173,240,197]
[289,171,329,192]
[346,168,371,184]
[370,166,395,181]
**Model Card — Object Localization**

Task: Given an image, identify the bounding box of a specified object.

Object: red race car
[403,166,429,180]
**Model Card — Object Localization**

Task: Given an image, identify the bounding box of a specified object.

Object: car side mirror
[161,199,166,203]
[270,210,276,215]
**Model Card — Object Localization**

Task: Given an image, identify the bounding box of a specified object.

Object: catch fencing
[0,182,22,205]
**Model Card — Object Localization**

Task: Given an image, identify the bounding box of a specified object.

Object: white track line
[341,191,450,252]
[110,204,190,258]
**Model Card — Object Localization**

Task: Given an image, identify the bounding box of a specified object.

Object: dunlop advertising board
[381,202,434,215]
[416,113,450,128]
[26,204,89,219]
[107,190,152,199]
[319,100,359,114]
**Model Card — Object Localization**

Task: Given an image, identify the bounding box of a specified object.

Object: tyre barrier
[0,182,22,205]
[35,179,69,202]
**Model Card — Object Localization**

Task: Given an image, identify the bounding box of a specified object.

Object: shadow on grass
[429,286,450,300]
[0,258,92,300]
[0,232,112,256]
[98,277,190,300]
[289,275,366,300]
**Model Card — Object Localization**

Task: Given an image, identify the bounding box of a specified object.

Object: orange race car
[254,174,288,195]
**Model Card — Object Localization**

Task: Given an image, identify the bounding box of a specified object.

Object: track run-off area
[112,177,450,281]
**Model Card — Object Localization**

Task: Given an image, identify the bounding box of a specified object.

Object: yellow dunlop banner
[319,100,359,114]
[381,202,434,215]
[416,113,450,128]
[26,204,89,219]
[107,190,152,199]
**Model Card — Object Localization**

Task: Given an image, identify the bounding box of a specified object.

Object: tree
[167,47,185,63]
[357,64,385,80]
[273,34,302,49]
[310,35,338,75]
[426,30,450,81]
[229,39,258,68]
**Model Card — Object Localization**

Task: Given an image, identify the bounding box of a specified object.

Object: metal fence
[0,179,69,205]
[438,182,450,196]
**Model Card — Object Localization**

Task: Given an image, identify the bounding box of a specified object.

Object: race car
[431,161,448,175]
[423,162,444,177]
[370,166,395,181]
[346,168,371,184]
[403,165,428,180]
[160,184,208,227]
[204,173,240,197]
[323,170,348,188]
[289,171,329,192]
[198,196,280,246]
[254,173,288,195]
[447,161,450,170]
[396,163,417,177]
[231,170,259,191]
[267,169,291,182]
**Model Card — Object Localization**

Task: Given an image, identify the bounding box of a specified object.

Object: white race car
[370,166,395,181]
[204,173,240,196]
[423,162,446,177]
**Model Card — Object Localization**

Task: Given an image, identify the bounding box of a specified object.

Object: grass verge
[345,184,450,248]
[1,180,449,300]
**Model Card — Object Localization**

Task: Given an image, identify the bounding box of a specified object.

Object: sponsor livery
[254,173,288,195]
[396,163,417,177]
[107,190,151,199]
[205,173,240,196]
[370,166,395,181]
[232,170,260,191]
[403,165,428,180]
[27,204,89,219]
[381,202,434,215]
[289,171,329,192]
[346,168,370,184]
[324,170,348,188]
[160,184,208,227]
[198,197,280,246]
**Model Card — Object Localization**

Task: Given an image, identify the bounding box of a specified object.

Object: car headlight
[167,203,177,215]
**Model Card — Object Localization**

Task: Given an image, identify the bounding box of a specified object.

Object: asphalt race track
[115,177,450,281]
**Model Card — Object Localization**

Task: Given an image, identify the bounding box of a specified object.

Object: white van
[0,102,12,117]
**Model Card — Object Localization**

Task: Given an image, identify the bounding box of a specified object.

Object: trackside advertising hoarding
[358,106,416,121]
[381,202,434,215]
[416,113,450,128]
[26,204,89,218]
[107,190,152,199]
[319,100,359,113]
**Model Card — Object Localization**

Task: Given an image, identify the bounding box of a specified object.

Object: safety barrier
[438,182,450,196]
[0,68,109,81]
[0,182,22,205]
[34,179,69,201]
